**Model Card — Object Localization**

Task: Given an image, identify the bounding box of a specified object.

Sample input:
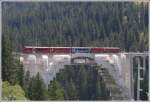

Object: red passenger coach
[90,48,105,53]
[35,48,50,53]
[91,47,121,53]
[106,48,121,53]
[52,48,71,53]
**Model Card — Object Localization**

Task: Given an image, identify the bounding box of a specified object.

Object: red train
[22,46,121,54]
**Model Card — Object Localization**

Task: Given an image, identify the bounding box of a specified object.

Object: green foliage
[23,70,31,98]
[27,72,47,100]
[17,62,24,87]
[78,66,88,99]
[48,65,109,100]
[2,34,16,84]
[48,79,65,100]
[2,2,148,52]
[2,33,24,86]
[67,79,78,100]
[2,81,27,100]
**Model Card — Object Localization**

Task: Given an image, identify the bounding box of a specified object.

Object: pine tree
[2,34,18,84]
[48,79,65,100]
[67,79,78,100]
[55,81,65,100]
[23,70,30,98]
[48,80,57,100]
[79,66,88,99]
[28,73,47,100]
[17,62,24,87]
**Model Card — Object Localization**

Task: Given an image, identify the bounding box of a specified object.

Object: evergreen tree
[55,81,65,100]
[28,73,47,100]
[78,66,88,99]
[17,62,24,87]
[48,80,57,100]
[67,79,78,100]
[23,70,31,98]
[2,2,148,52]
[48,79,65,100]
[2,34,18,84]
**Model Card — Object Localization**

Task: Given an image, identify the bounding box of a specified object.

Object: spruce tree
[28,73,47,100]
[17,62,24,87]
[48,79,65,100]
[67,79,78,100]
[2,34,18,84]
[23,70,30,98]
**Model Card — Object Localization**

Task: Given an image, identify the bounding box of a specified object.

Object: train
[22,46,121,54]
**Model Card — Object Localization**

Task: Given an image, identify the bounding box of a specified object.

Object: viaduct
[16,46,149,100]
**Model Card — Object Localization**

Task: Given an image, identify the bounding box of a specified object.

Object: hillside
[2,2,148,52]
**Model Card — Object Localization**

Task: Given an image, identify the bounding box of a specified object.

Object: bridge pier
[129,55,134,100]
[136,56,148,100]
[128,54,148,100]
[137,57,141,100]
[143,56,146,77]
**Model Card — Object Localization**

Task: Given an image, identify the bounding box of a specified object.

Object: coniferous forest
[2,2,148,101]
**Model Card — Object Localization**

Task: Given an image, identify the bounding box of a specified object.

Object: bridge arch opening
[71,56,95,64]
[42,55,48,67]
[27,54,36,64]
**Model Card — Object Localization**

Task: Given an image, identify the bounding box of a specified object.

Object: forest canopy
[2,2,148,52]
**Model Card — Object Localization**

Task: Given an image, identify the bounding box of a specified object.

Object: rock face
[20,53,132,99]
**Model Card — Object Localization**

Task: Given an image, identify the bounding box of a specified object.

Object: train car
[104,47,121,53]
[23,46,51,54]
[90,47,105,53]
[52,47,71,53]
[35,47,51,53]
[91,47,121,53]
